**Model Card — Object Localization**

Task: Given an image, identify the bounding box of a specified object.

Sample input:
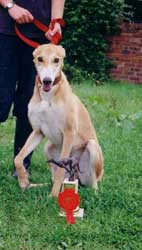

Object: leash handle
[33,19,49,33]
[15,18,65,48]
[15,24,40,48]
[33,18,65,32]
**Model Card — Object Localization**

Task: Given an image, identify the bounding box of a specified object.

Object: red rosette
[58,189,80,224]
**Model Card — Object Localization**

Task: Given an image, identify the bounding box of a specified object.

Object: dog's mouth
[43,84,52,92]
[40,74,61,92]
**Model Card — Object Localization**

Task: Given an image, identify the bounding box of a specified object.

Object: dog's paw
[49,189,59,198]
[49,185,60,197]
[18,175,30,190]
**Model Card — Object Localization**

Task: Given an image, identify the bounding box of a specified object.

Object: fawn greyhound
[14,44,104,197]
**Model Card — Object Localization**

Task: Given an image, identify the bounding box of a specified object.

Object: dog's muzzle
[43,77,52,92]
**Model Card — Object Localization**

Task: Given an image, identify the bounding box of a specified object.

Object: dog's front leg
[14,130,43,190]
[50,129,75,197]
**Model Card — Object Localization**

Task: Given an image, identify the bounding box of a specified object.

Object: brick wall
[107,22,142,84]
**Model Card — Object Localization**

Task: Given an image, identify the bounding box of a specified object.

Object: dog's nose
[43,77,52,85]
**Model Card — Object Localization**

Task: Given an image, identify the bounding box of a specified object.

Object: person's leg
[13,41,36,175]
[13,37,47,176]
[0,34,19,123]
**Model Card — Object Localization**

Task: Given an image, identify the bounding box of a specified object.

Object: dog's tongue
[43,85,51,92]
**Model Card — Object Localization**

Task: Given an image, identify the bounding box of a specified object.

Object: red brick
[107,22,142,84]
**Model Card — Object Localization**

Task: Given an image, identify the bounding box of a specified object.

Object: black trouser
[0,34,46,169]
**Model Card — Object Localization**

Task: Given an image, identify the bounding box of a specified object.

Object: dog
[14,44,104,197]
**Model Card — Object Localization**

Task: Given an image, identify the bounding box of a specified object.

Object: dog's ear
[58,45,66,59]
[35,75,42,88]
[33,48,38,58]
[33,46,42,58]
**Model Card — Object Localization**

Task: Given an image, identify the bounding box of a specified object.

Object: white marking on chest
[29,100,65,145]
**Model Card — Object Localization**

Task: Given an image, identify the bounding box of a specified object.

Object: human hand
[8,4,34,24]
[45,22,62,41]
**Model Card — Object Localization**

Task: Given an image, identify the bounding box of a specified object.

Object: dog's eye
[38,56,43,62]
[54,58,59,63]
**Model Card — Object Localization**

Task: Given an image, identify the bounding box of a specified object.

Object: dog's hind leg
[14,130,44,189]
[77,139,103,189]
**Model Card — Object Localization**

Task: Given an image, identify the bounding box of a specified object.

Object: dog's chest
[29,100,65,144]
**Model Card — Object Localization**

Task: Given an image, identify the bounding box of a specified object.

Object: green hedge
[124,0,142,22]
[62,0,125,80]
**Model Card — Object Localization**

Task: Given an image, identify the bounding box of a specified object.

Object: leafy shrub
[62,0,125,80]
[124,0,142,22]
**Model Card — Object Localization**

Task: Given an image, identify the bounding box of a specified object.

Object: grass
[0,81,142,250]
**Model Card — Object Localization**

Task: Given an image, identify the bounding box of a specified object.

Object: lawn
[0,81,142,250]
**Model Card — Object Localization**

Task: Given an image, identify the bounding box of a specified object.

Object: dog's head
[33,44,66,92]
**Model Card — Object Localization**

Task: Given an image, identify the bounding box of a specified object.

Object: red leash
[15,18,65,48]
